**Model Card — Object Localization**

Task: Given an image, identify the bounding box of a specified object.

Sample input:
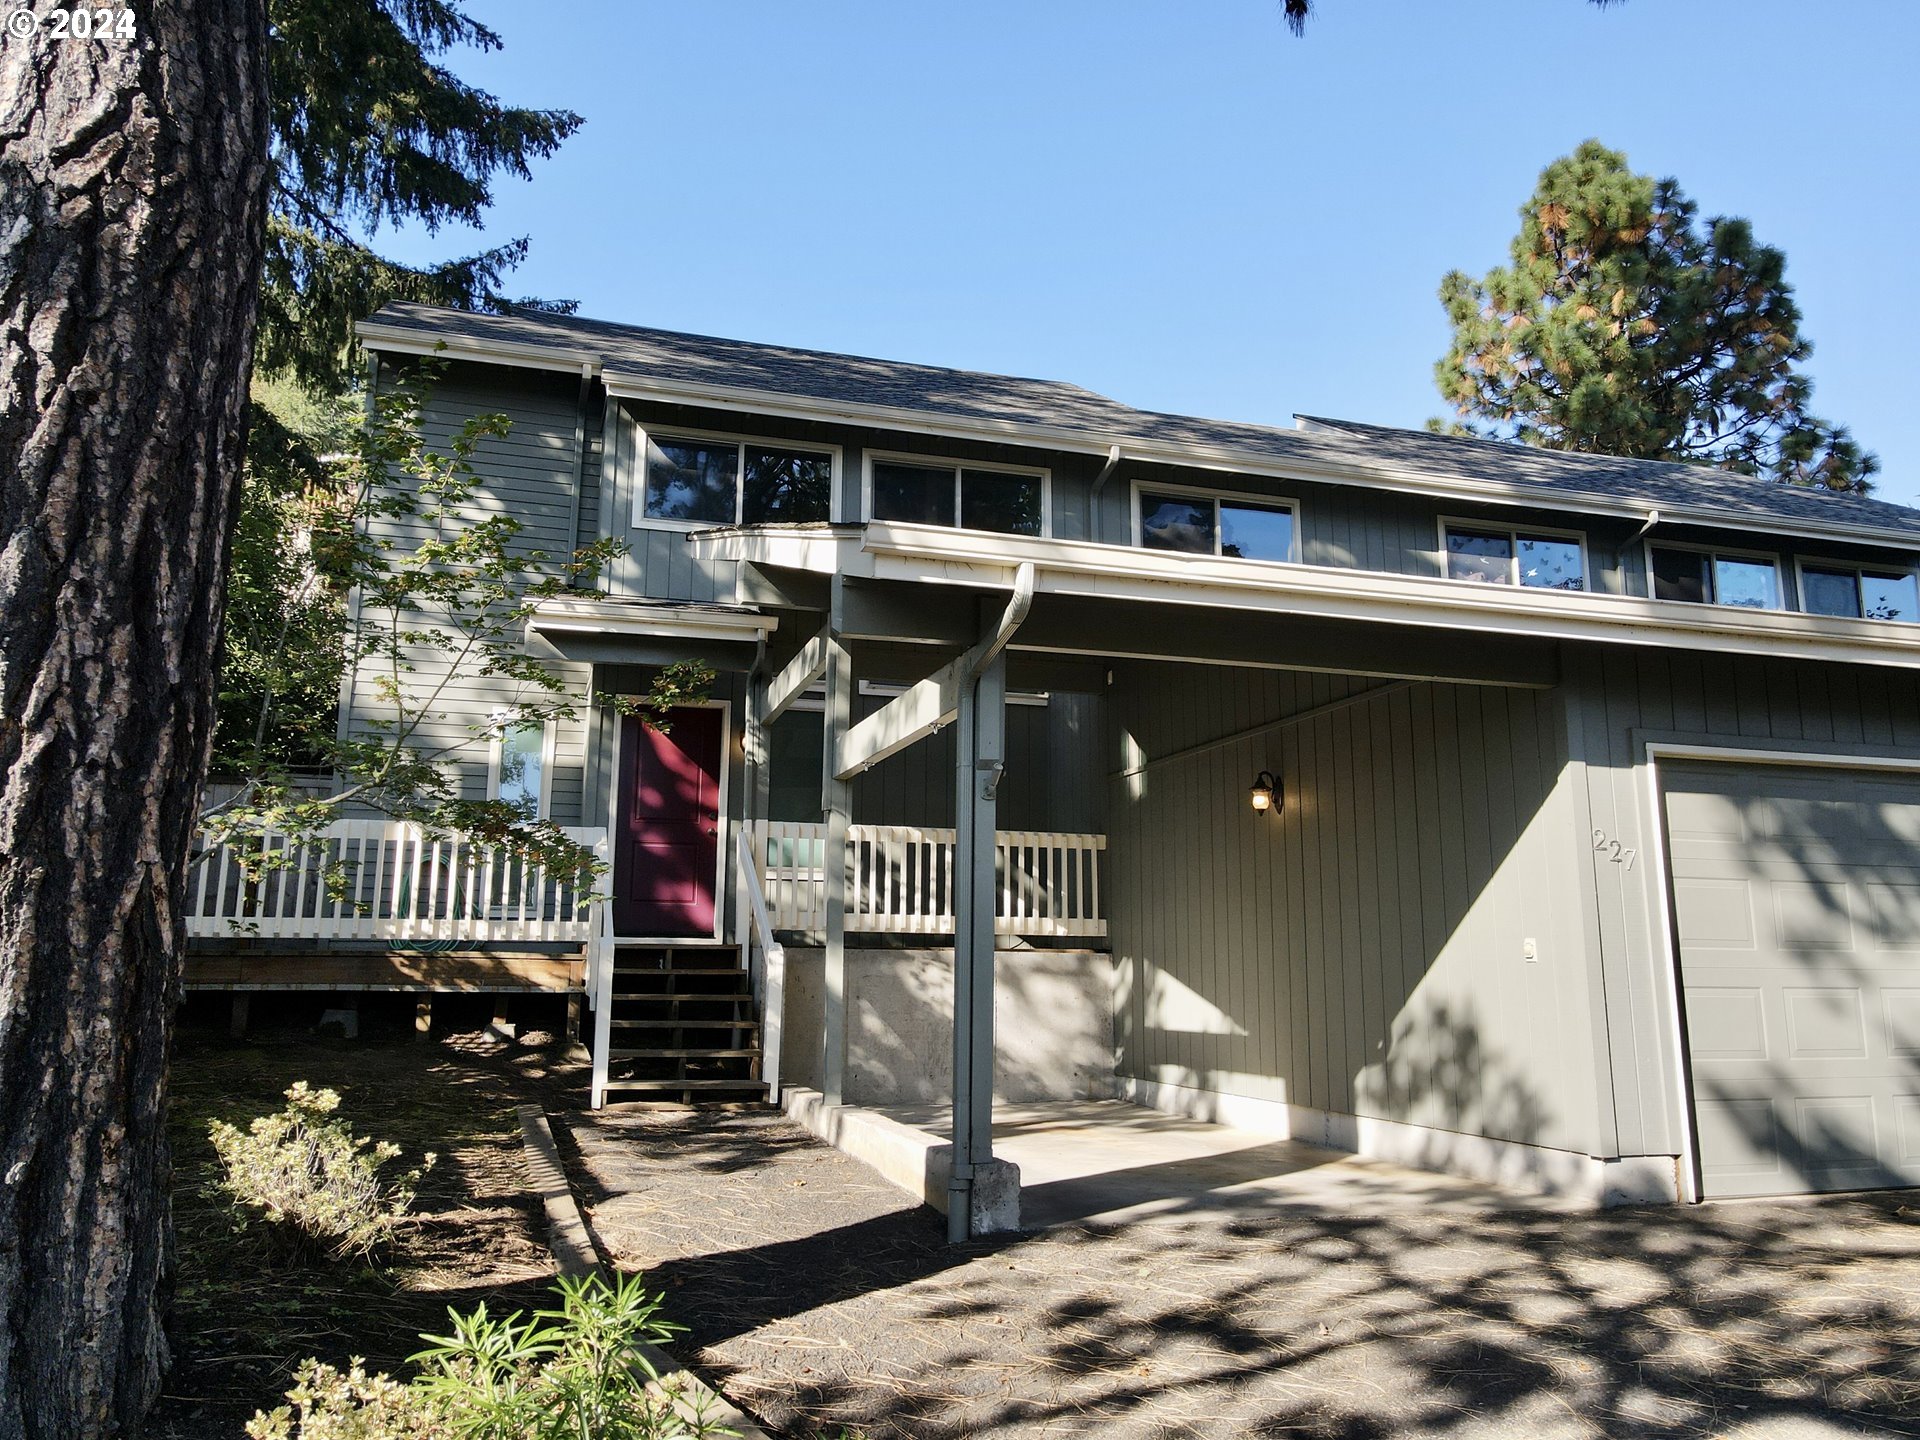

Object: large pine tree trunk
[0,3,268,1433]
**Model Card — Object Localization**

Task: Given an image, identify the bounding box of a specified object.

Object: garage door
[1661,762,1920,1198]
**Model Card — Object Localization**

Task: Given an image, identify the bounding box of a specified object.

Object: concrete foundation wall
[780,947,1114,1106]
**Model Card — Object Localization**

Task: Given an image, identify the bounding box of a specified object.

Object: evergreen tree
[216,0,582,764]
[1435,140,1875,493]
[1,4,578,1430]
[0,3,270,1432]
[262,0,583,390]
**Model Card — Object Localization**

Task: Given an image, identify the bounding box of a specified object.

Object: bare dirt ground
[146,1006,583,1437]
[561,1104,1920,1440]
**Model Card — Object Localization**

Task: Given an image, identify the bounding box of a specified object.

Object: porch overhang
[689,521,1920,676]
[525,595,776,671]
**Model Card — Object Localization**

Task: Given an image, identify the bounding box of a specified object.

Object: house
[192,300,1920,1232]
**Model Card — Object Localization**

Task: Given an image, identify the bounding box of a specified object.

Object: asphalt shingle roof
[361,302,1920,543]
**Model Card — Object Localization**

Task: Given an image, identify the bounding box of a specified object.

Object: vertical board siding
[1107,661,1600,1155]
[344,362,594,824]
[764,689,1105,834]
[1565,645,1920,1159]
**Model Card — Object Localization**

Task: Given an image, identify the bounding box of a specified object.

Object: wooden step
[614,1052,764,1067]
[608,1017,761,1031]
[610,971,744,983]
[601,1077,769,1093]
[609,992,751,1007]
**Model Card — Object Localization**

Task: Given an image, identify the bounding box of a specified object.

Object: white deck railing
[755,821,1106,939]
[186,818,610,948]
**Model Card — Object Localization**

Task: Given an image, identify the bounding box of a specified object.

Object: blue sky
[381,1,1920,504]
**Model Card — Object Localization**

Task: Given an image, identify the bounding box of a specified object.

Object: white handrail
[738,825,786,1102]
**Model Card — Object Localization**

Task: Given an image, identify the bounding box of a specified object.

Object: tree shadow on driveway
[561,1108,1920,1439]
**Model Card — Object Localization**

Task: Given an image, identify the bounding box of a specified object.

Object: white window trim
[1436,515,1590,591]
[1644,538,1787,611]
[862,448,1053,539]
[1131,478,1301,562]
[631,422,841,532]
[1791,554,1920,621]
[487,713,557,820]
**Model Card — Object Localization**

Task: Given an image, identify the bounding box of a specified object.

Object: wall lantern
[1250,769,1282,816]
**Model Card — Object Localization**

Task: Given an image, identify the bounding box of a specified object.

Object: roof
[358,302,1920,546]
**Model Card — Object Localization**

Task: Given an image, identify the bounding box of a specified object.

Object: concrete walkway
[879,1099,1580,1227]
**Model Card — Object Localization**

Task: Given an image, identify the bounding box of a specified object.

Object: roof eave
[357,316,1919,553]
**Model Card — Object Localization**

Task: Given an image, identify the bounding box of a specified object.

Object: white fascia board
[686,527,864,576]
[607,370,1920,552]
[356,321,601,376]
[525,597,777,644]
[830,522,1920,671]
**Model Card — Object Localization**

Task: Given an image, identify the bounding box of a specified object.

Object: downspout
[948,561,1037,1243]
[1618,509,1660,596]
[969,561,1036,678]
[564,363,595,588]
[1088,445,1123,544]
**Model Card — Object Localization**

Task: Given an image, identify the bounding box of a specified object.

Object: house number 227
[1591,830,1638,870]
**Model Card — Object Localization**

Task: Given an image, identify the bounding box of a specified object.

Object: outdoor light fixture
[1250,769,1282,816]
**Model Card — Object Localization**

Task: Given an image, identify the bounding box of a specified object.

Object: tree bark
[0,3,268,1435]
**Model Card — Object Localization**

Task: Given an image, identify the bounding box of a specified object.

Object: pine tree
[1435,140,1876,494]
[1,4,578,1431]
[0,4,271,1433]
[261,0,583,390]
[218,0,583,762]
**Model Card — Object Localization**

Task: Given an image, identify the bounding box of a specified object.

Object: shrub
[209,1081,434,1262]
[247,1270,733,1440]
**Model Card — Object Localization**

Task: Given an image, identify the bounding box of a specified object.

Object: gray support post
[820,579,853,1105]
[949,646,1006,1242]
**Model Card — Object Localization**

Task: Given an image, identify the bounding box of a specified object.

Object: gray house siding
[1560,646,1920,1162]
[765,690,1105,835]
[341,360,596,824]
[1105,661,1605,1157]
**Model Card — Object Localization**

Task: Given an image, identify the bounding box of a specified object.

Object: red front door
[613,707,724,936]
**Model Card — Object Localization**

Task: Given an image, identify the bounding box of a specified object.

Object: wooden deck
[183,947,585,993]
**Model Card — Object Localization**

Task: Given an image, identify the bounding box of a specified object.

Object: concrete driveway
[559,1103,1920,1439]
